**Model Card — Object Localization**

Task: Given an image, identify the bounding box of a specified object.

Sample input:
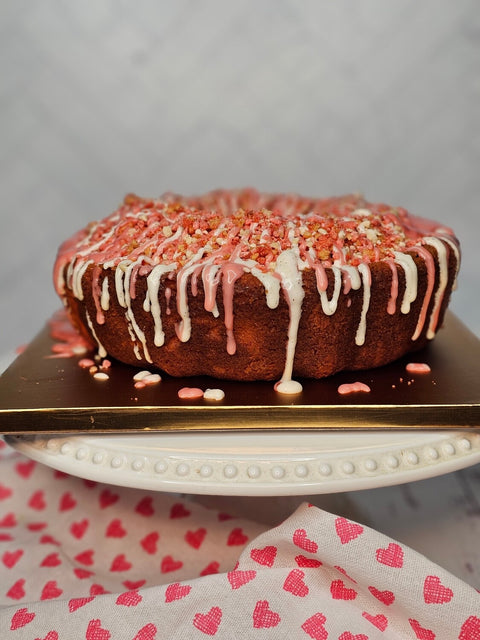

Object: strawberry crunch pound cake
[53,189,460,393]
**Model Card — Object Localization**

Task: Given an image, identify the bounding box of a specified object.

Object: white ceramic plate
[5,429,480,496]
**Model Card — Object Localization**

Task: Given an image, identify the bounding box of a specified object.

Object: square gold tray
[0,312,479,434]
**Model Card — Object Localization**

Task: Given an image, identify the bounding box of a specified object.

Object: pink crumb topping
[337,382,371,395]
[406,362,431,374]
[55,189,442,284]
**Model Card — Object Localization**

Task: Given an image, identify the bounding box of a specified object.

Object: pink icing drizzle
[406,362,431,374]
[178,387,204,399]
[337,382,371,395]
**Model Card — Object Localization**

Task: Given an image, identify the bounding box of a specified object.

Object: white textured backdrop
[1,0,479,356]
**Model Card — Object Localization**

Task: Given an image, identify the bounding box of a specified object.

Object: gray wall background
[1,0,479,357]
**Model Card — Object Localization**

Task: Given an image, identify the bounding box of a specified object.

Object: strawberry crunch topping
[60,189,437,272]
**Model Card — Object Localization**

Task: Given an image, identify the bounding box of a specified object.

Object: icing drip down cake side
[53,189,460,391]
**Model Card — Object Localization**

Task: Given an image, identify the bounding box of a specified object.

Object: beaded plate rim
[6,429,480,496]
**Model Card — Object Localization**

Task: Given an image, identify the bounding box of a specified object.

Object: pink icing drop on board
[178,387,204,400]
[406,362,431,374]
[337,382,371,395]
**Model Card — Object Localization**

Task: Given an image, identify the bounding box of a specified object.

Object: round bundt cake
[53,189,460,393]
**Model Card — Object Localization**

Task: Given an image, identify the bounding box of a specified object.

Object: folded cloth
[0,439,478,639]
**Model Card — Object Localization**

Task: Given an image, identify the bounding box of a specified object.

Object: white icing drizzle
[275,249,305,391]
[85,310,107,358]
[440,235,461,290]
[393,252,418,314]
[123,261,152,363]
[317,265,342,316]
[100,275,110,311]
[421,237,449,339]
[145,264,177,347]
[355,262,371,346]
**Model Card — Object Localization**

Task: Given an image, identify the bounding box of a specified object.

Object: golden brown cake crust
[54,189,460,386]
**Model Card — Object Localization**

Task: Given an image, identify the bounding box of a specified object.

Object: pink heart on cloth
[334,517,364,544]
[330,579,357,601]
[252,600,281,628]
[362,611,389,631]
[7,578,26,600]
[165,582,192,603]
[193,606,222,635]
[10,607,36,630]
[408,618,436,640]
[132,624,157,640]
[376,543,404,568]
[283,569,309,597]
[293,528,318,553]
[423,575,454,604]
[85,619,111,640]
[301,612,328,640]
[368,585,395,605]
[250,545,277,567]
[227,569,257,589]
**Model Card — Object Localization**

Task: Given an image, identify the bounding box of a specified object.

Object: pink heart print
[368,585,395,605]
[106,518,127,538]
[0,482,13,499]
[409,618,436,640]
[362,611,389,631]
[110,553,132,572]
[40,552,62,567]
[98,489,119,509]
[7,578,26,600]
[338,633,369,640]
[252,600,281,629]
[15,459,36,478]
[40,580,63,600]
[85,619,111,640]
[10,607,36,630]
[116,590,143,607]
[293,528,318,553]
[226,527,248,546]
[68,596,95,612]
[301,612,328,640]
[74,549,94,566]
[161,555,183,573]
[459,616,480,640]
[59,491,76,511]
[334,517,364,544]
[330,579,358,601]
[250,545,277,567]
[185,527,207,549]
[375,542,404,568]
[28,490,46,510]
[34,631,59,640]
[2,549,23,568]
[165,582,192,603]
[423,575,454,604]
[141,531,159,554]
[227,569,257,590]
[70,518,89,539]
[193,606,223,635]
[132,623,157,640]
[170,503,190,518]
[135,496,154,517]
[283,569,309,597]
[295,554,322,568]
[200,561,220,576]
